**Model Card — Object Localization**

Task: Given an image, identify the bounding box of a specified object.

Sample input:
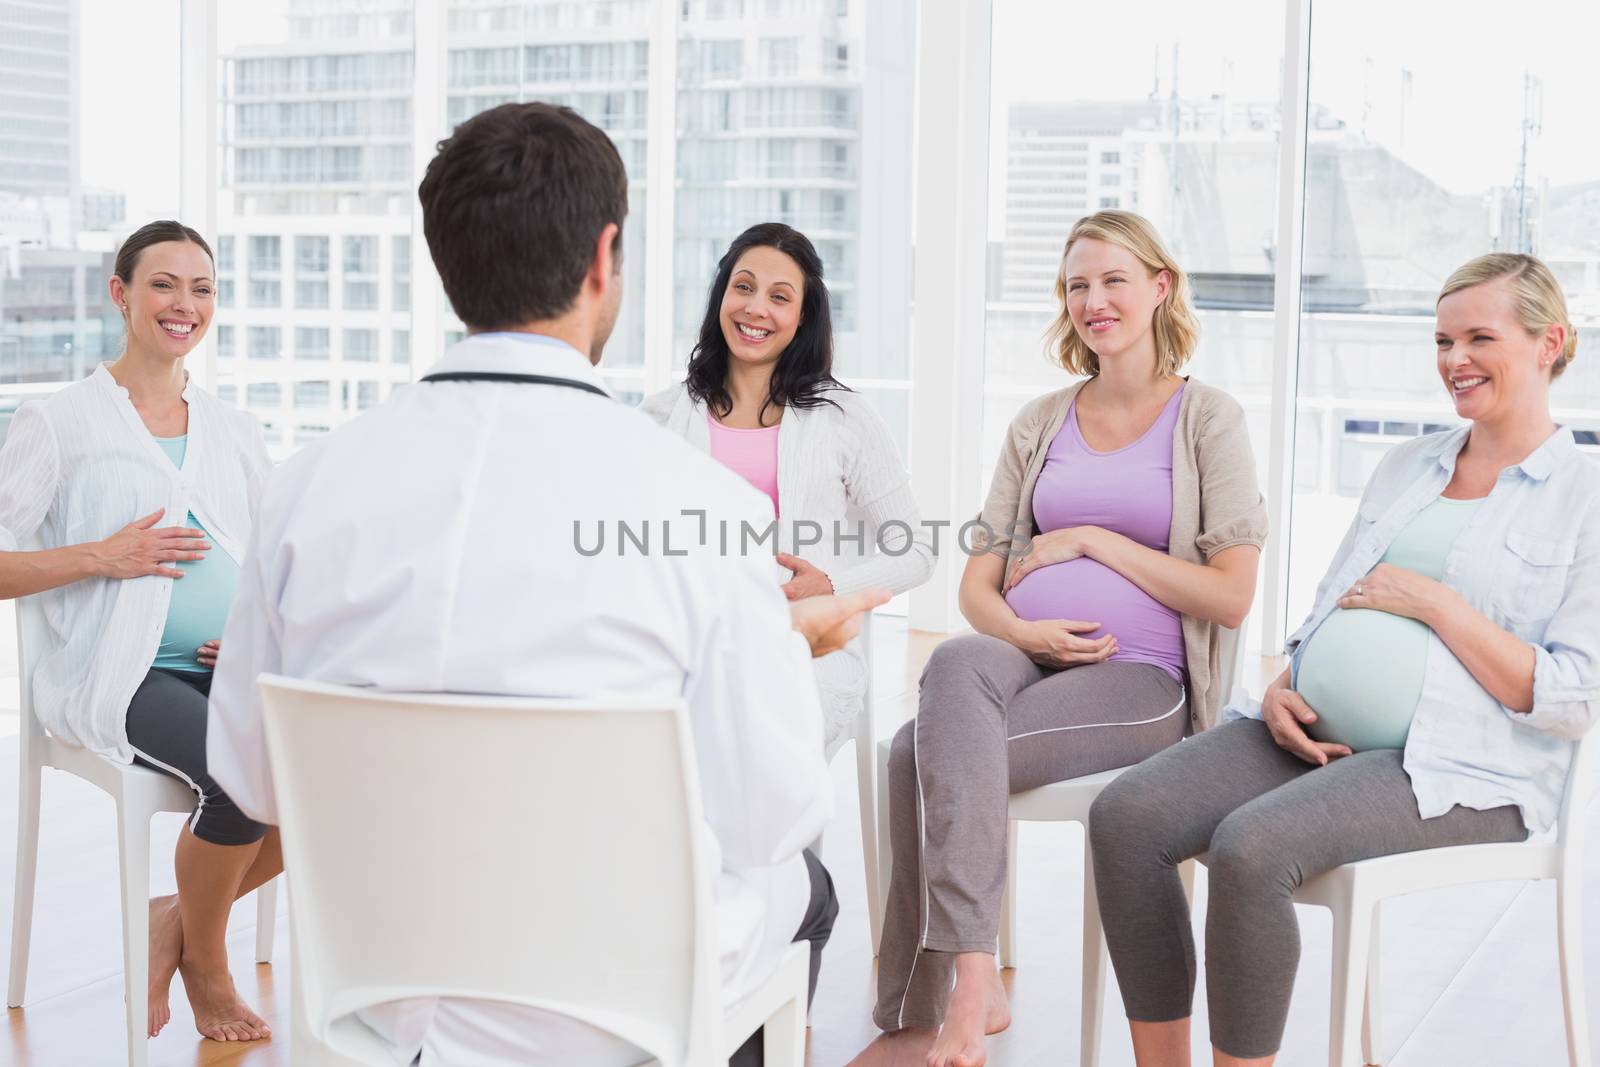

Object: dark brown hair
[418,102,629,331]
[685,223,844,424]
[113,220,214,283]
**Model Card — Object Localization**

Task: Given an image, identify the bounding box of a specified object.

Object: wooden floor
[3,623,1596,1066]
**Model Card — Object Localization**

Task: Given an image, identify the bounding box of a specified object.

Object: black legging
[125,667,268,846]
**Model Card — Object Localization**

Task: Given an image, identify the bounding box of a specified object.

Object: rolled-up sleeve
[1505,498,1600,739]
[1193,393,1268,560]
[0,403,60,553]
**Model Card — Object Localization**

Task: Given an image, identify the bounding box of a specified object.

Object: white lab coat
[206,332,833,1066]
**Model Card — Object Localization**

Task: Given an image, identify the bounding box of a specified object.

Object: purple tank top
[1003,384,1186,682]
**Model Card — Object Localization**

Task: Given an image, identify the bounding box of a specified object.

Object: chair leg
[998,820,1019,968]
[255,876,279,964]
[857,732,883,957]
[7,757,43,1008]
[873,741,893,957]
[1080,831,1107,1067]
[1362,902,1382,1066]
[1327,892,1372,1067]
[1556,875,1592,1067]
[116,800,151,1067]
[762,989,807,1067]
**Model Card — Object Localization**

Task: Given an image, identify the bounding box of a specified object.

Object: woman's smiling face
[719,245,805,368]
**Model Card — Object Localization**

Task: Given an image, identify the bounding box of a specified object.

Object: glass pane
[216,0,416,458]
[985,1,1285,491]
[0,0,180,398]
[672,1,916,458]
[437,0,653,370]
[1286,0,1600,630]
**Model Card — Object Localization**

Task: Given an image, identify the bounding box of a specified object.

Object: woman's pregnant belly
[1004,557,1184,679]
[1294,608,1429,752]
[154,513,241,672]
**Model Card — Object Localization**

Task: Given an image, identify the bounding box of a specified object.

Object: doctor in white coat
[206,100,887,1067]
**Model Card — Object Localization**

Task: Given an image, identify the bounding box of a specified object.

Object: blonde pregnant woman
[1088,252,1600,1067]
[851,211,1267,1067]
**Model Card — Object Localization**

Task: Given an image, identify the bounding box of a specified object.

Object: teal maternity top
[1295,496,1483,751]
[150,435,241,673]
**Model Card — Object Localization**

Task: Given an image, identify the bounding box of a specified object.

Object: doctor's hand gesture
[789,587,892,658]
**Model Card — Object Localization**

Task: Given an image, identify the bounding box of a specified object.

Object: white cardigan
[642,382,935,746]
[0,364,271,761]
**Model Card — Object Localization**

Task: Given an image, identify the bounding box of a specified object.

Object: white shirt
[1227,427,1600,833]
[642,381,935,749]
[206,332,833,1066]
[0,364,269,760]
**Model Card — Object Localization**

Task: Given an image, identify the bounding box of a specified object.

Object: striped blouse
[0,364,271,762]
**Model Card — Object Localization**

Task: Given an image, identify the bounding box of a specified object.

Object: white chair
[256,674,810,1067]
[6,594,279,1067]
[1221,726,1594,1067]
[1071,725,1596,1066]
[814,615,884,950]
[871,620,1247,1067]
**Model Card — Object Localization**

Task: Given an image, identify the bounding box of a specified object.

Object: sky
[989,0,1600,208]
[79,0,1599,227]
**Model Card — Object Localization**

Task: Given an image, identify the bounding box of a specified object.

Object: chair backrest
[256,675,721,1066]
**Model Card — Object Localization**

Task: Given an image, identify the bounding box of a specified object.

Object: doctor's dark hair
[684,222,845,424]
[418,102,628,330]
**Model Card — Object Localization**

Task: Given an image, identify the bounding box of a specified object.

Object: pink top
[707,411,781,517]
[1004,384,1187,682]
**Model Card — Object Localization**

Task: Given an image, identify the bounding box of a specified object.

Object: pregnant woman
[851,210,1267,1067]
[0,222,279,1043]
[1088,252,1600,1067]
[644,223,934,751]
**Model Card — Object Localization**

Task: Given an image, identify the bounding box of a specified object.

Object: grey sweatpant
[874,634,1188,1030]
[1088,717,1527,1059]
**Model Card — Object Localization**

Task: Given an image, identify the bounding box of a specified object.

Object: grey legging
[875,633,1188,1030]
[1088,717,1527,1059]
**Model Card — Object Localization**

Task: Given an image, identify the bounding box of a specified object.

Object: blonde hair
[1439,253,1578,379]
[1044,210,1200,377]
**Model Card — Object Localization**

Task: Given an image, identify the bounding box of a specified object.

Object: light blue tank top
[150,435,241,673]
[1294,496,1483,751]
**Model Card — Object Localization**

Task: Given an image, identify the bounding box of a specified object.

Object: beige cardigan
[972,377,1268,731]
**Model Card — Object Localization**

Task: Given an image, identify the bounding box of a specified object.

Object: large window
[434,3,653,398]
[0,2,179,395]
[215,1,415,459]
[674,0,916,457]
[984,1,1284,499]
[1284,0,1600,630]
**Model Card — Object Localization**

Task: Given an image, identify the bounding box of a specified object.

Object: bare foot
[147,896,183,1037]
[927,963,1010,1067]
[177,955,271,1042]
[845,1027,939,1067]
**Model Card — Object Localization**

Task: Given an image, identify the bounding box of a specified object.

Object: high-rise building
[215,0,909,453]
[0,0,77,200]
[0,0,115,388]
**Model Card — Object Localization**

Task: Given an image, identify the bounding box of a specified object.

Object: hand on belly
[1003,557,1182,668]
